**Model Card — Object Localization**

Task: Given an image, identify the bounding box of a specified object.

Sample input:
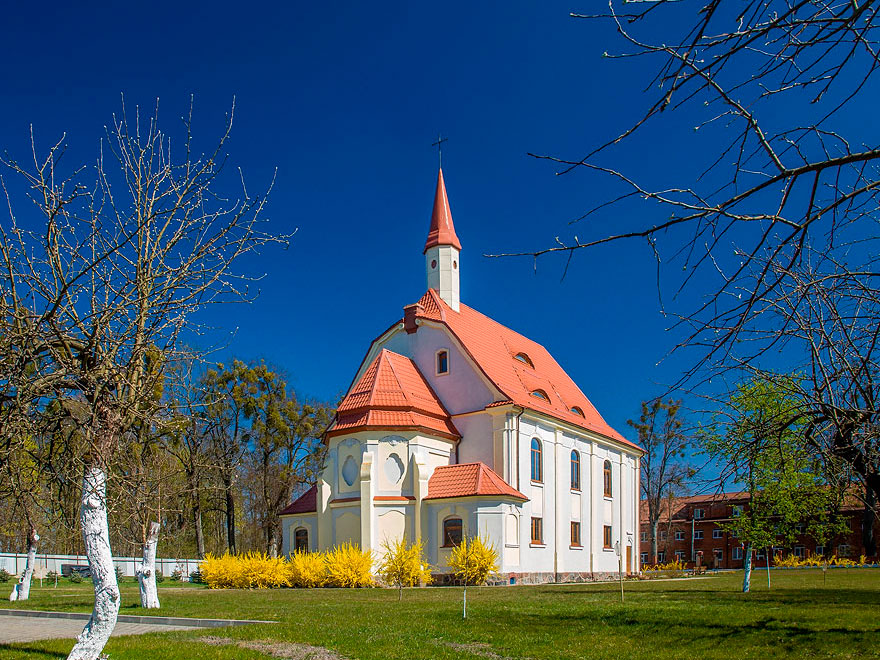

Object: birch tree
[0,97,286,659]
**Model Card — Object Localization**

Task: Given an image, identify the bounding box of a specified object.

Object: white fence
[0,552,202,580]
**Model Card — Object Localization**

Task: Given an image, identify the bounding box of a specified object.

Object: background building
[639,492,879,569]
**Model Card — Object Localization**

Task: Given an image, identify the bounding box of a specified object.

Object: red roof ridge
[405,291,639,451]
[426,462,527,501]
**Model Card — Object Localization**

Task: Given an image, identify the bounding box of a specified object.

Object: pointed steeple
[423,168,462,253]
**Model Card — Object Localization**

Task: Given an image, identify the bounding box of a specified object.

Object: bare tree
[496,1,880,499]
[629,399,690,564]
[0,97,286,659]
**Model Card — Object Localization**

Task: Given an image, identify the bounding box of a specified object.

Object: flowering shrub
[642,559,687,578]
[377,537,432,596]
[241,552,292,588]
[325,543,374,588]
[201,552,249,589]
[289,550,327,588]
[449,536,498,586]
[773,553,868,568]
[202,552,293,589]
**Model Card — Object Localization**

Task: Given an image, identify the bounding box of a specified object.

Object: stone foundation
[432,571,626,586]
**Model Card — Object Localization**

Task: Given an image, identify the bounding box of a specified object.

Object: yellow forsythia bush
[289,550,327,588]
[449,536,498,586]
[240,552,293,588]
[325,542,374,588]
[773,553,866,568]
[377,537,433,593]
[201,552,250,589]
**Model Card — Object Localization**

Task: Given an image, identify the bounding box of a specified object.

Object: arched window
[530,389,549,402]
[294,527,309,553]
[514,352,534,368]
[442,517,463,547]
[436,349,449,375]
[570,406,585,417]
[570,450,580,490]
[531,438,543,482]
[603,460,613,497]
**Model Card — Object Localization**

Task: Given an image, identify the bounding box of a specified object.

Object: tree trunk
[267,521,279,559]
[863,486,877,558]
[223,474,236,554]
[9,528,39,602]
[191,488,205,559]
[136,521,161,609]
[742,543,752,593]
[67,467,120,660]
[650,519,659,564]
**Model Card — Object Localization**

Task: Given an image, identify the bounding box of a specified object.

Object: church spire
[423,168,462,253]
[424,168,461,312]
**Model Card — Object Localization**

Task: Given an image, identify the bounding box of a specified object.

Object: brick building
[639,492,879,569]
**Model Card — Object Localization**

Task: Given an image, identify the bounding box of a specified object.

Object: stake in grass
[449,535,498,619]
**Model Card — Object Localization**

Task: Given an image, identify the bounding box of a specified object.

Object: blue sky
[0,2,746,444]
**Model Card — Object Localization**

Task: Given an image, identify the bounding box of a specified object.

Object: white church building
[281,169,643,582]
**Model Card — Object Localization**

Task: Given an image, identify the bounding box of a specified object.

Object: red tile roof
[425,462,527,500]
[410,289,639,451]
[642,489,868,522]
[280,485,317,515]
[423,168,462,252]
[327,349,460,440]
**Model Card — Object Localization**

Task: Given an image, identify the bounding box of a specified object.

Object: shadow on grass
[546,586,880,606]
[0,644,65,659]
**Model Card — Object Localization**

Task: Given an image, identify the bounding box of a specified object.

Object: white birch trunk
[67,467,120,660]
[9,529,39,602]
[742,543,752,593]
[136,521,161,609]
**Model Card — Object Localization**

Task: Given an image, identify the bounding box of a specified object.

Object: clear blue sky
[0,2,726,441]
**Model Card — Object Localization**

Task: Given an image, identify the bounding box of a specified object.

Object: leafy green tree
[702,377,845,592]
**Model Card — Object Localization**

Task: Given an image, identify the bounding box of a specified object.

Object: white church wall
[515,413,641,578]
[425,501,478,570]
[281,514,318,555]
[375,506,409,547]
[454,413,496,466]
[333,508,361,546]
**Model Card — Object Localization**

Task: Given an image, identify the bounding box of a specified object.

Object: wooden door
[626,546,633,574]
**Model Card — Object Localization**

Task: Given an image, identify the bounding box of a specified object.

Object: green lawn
[1,569,878,659]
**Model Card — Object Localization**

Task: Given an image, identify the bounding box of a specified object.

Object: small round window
[431,259,437,269]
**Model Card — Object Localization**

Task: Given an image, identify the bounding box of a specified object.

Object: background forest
[0,359,334,560]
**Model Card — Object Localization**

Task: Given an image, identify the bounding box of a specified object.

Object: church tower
[424,168,462,312]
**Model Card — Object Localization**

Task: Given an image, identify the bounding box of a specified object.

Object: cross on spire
[431,133,448,168]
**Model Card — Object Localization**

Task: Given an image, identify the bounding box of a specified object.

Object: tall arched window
[294,527,309,553]
[443,517,463,547]
[531,438,543,482]
[603,459,613,497]
[570,450,580,490]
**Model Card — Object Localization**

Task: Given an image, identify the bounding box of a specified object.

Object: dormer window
[436,349,449,375]
[570,406,585,417]
[514,352,534,368]
[530,389,549,402]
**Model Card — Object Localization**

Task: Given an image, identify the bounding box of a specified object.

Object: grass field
[1,569,878,659]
